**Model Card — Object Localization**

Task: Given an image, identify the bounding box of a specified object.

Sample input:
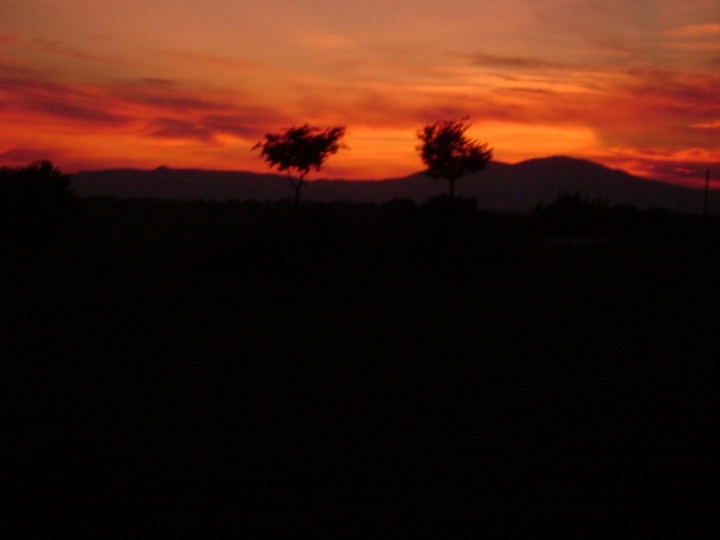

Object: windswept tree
[253,124,346,205]
[416,118,493,198]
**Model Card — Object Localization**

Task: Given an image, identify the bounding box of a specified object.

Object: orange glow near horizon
[1,1,719,184]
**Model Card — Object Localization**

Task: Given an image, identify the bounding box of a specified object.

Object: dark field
[4,197,720,536]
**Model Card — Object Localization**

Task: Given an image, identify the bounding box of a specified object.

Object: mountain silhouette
[72,156,717,213]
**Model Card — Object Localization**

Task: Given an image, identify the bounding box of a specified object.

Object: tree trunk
[448,179,455,199]
[294,173,306,206]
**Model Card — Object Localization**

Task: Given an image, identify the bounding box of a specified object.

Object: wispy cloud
[0,56,33,75]
[31,38,129,65]
[1,34,129,66]
[32,101,130,125]
[122,91,233,113]
[667,24,720,37]
[691,120,720,129]
[453,52,568,70]
[0,78,132,125]
[147,50,264,72]
[146,118,217,143]
[599,148,720,187]
[204,110,289,139]
[0,75,294,158]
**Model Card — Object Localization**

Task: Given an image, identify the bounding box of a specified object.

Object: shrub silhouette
[374,199,420,262]
[531,192,606,240]
[604,204,640,246]
[213,201,372,286]
[417,195,494,266]
[0,161,74,250]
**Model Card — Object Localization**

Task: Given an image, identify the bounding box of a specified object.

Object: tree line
[1,117,488,252]
[2,118,715,260]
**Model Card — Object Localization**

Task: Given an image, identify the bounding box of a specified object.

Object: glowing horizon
[1,0,718,185]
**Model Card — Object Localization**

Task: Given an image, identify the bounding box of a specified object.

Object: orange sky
[1,0,719,185]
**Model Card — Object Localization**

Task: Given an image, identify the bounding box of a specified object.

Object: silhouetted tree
[253,124,347,205]
[0,160,73,250]
[416,118,492,198]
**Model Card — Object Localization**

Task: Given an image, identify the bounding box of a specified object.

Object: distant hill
[72,156,717,213]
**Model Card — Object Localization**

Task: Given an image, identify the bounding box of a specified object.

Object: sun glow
[1,0,718,182]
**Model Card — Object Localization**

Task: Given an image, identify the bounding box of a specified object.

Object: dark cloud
[596,151,720,185]
[0,77,90,103]
[201,116,265,139]
[613,71,720,126]
[638,159,720,183]
[0,75,296,145]
[0,77,57,93]
[29,100,130,125]
[204,108,290,138]
[0,59,33,76]
[0,77,131,125]
[493,86,558,96]
[127,92,231,112]
[454,52,567,70]
[130,78,179,88]
[147,118,216,142]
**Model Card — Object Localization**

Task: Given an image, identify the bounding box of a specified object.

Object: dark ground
[3,198,720,536]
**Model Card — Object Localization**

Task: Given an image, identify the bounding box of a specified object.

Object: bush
[530,192,606,240]
[0,161,74,250]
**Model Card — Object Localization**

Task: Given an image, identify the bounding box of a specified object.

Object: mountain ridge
[72,156,717,214]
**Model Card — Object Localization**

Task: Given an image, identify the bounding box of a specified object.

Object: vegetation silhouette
[416,118,492,198]
[5,158,720,536]
[417,195,500,268]
[213,200,372,288]
[253,124,347,205]
[531,192,608,241]
[0,160,74,251]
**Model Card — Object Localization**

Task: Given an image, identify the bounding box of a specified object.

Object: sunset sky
[1,0,718,184]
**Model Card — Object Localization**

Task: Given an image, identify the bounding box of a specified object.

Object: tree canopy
[254,124,346,204]
[416,119,492,198]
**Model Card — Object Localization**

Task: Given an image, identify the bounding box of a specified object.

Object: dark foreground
[3,198,720,536]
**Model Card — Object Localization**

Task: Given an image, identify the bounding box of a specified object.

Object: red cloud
[0,54,718,182]
[0,76,291,139]
[0,147,64,165]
